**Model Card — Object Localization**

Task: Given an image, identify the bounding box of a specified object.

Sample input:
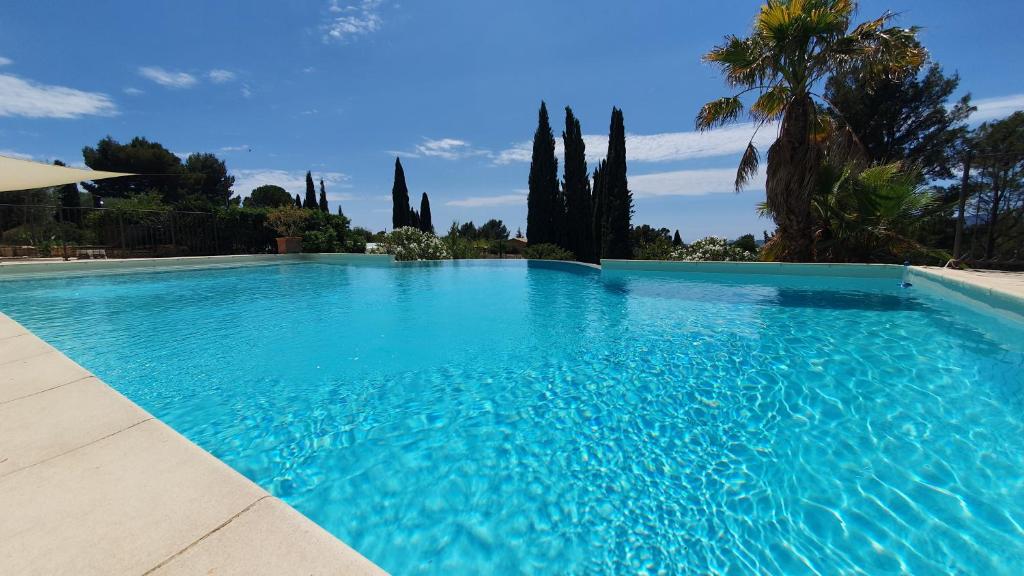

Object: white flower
[669,236,757,262]
[369,227,451,261]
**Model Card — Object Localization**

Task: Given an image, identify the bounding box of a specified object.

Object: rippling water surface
[3,260,1024,574]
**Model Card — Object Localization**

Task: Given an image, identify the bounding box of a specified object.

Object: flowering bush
[670,236,757,261]
[368,227,451,261]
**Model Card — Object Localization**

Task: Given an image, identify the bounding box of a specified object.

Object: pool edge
[0,311,387,576]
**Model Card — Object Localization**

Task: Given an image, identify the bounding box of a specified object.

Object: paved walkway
[0,312,385,576]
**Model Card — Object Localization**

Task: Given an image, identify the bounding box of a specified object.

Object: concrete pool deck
[2,254,1023,575]
[0,311,386,575]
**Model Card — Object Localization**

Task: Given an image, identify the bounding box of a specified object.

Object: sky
[2,0,1023,240]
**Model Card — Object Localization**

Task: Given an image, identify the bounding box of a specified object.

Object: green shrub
[302,230,339,252]
[523,243,575,260]
[634,237,675,260]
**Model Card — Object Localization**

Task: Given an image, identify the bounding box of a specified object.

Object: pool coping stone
[0,311,386,576]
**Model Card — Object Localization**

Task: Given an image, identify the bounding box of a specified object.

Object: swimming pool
[2,259,1023,574]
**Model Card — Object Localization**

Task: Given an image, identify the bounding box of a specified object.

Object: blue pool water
[2,260,1024,574]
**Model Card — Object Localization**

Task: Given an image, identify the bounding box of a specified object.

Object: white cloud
[0,149,34,160]
[493,123,777,165]
[0,74,117,118]
[207,69,237,83]
[972,93,1024,123]
[123,87,144,95]
[397,138,490,160]
[240,84,253,98]
[0,56,12,67]
[220,144,251,153]
[630,168,766,198]
[324,0,384,42]
[231,169,353,199]
[138,66,198,88]
[446,191,528,208]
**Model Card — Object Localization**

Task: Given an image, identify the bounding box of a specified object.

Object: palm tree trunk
[766,95,821,261]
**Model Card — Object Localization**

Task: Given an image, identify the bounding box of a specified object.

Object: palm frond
[696,96,745,131]
[751,85,790,122]
[704,35,770,87]
[735,142,760,192]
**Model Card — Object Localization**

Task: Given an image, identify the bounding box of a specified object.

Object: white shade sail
[0,154,134,192]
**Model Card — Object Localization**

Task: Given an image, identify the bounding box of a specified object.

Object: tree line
[0,135,369,256]
[390,158,434,234]
[526,103,633,263]
[698,0,1023,266]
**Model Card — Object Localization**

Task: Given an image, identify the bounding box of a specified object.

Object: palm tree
[696,0,925,261]
[760,162,943,262]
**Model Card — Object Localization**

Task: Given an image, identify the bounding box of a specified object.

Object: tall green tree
[601,108,633,259]
[245,184,292,208]
[294,193,302,208]
[592,159,607,256]
[392,157,410,229]
[562,106,594,262]
[673,230,683,247]
[527,101,560,245]
[303,171,317,209]
[478,219,510,240]
[318,179,329,213]
[183,153,234,207]
[970,112,1024,259]
[81,136,185,202]
[419,192,433,234]
[826,62,973,180]
[697,0,924,261]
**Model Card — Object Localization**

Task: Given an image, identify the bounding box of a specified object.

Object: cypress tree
[592,160,606,258]
[419,192,434,234]
[601,108,632,259]
[337,204,345,217]
[303,171,317,209]
[409,209,420,230]
[392,157,410,229]
[527,101,560,244]
[294,193,302,208]
[562,106,593,262]
[318,179,329,212]
[673,230,683,247]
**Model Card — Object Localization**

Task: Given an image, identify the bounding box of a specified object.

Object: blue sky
[2,0,1023,239]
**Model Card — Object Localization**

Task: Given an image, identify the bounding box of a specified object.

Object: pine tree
[673,230,683,247]
[409,209,420,230]
[303,171,317,209]
[337,204,345,217]
[392,157,410,229]
[318,179,329,212]
[592,160,606,258]
[527,101,560,244]
[294,194,302,208]
[562,106,593,262]
[419,192,434,234]
[601,108,633,259]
